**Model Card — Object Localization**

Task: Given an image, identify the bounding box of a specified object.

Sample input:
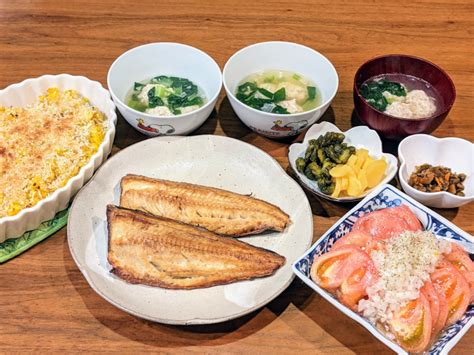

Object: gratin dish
[223,41,338,138]
[292,184,473,354]
[67,135,313,324]
[0,74,117,242]
[288,121,398,202]
[399,134,474,208]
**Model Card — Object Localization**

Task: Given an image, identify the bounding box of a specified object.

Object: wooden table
[1,0,472,353]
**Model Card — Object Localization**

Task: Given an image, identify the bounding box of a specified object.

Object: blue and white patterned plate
[292,184,473,354]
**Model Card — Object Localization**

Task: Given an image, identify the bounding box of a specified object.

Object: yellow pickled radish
[355,149,369,169]
[347,176,363,196]
[341,177,349,190]
[362,155,374,170]
[327,148,387,198]
[348,164,359,176]
[366,158,388,188]
[330,165,354,178]
[357,170,368,191]
[331,177,342,198]
[347,155,358,167]
[356,148,369,159]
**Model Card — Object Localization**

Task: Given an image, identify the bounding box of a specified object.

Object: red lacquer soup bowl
[353,54,456,140]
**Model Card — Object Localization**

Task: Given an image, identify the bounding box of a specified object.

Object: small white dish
[293,184,473,354]
[67,135,313,325]
[399,134,474,208]
[107,42,222,137]
[223,41,338,138]
[0,74,117,242]
[288,121,398,202]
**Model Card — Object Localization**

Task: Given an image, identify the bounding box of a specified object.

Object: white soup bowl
[108,43,222,136]
[223,41,338,138]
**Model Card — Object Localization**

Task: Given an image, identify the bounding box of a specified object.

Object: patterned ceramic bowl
[288,121,398,202]
[293,184,473,354]
[107,43,222,137]
[223,42,338,138]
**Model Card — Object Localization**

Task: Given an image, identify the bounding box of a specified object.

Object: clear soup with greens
[236,70,321,114]
[126,75,206,116]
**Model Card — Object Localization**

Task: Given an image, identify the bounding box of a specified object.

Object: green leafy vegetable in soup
[360,79,407,112]
[236,70,321,114]
[126,76,206,116]
[360,74,439,119]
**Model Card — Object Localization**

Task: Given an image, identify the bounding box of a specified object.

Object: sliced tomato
[331,231,371,252]
[352,209,401,240]
[389,292,432,353]
[431,275,449,336]
[352,206,422,241]
[445,243,474,302]
[431,261,471,325]
[389,205,422,231]
[338,254,377,311]
[421,280,441,336]
[311,246,354,289]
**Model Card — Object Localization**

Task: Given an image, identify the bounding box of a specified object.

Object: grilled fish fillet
[120,174,290,237]
[107,205,286,289]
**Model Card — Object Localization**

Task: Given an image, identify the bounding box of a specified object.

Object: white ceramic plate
[399,134,474,208]
[288,122,398,202]
[68,135,313,324]
[0,74,117,241]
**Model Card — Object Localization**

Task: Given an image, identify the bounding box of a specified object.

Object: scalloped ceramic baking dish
[0,74,117,242]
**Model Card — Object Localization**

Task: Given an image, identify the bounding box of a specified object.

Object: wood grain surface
[0,0,472,353]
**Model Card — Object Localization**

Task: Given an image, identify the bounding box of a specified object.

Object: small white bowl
[107,43,222,137]
[0,74,117,241]
[223,42,338,138]
[399,134,474,208]
[289,122,398,202]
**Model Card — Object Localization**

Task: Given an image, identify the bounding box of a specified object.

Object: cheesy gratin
[0,88,107,218]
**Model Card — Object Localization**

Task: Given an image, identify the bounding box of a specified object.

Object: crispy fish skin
[119,174,290,237]
[107,205,286,289]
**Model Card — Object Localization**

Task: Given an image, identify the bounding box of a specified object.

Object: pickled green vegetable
[295,131,356,195]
